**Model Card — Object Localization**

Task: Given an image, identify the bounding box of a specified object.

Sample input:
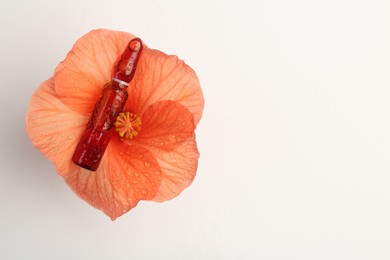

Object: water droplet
[144,162,151,168]
[134,172,140,177]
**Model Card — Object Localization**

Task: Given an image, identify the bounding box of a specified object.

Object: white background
[1,0,390,259]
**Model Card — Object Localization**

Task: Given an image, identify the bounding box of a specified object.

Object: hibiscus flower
[25,29,204,220]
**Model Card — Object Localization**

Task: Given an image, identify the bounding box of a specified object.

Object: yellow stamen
[114,112,141,139]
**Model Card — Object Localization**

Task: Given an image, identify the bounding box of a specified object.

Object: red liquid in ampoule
[72,38,143,171]
[72,81,128,170]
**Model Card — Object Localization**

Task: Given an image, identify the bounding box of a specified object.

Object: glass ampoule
[72,38,143,171]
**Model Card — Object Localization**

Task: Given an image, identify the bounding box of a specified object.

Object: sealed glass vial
[72,38,143,171]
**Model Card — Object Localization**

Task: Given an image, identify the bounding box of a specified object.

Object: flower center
[114,112,141,139]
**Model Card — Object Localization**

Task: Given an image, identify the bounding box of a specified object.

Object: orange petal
[63,138,163,220]
[54,29,135,114]
[128,101,199,201]
[132,100,195,151]
[126,46,204,125]
[63,159,133,220]
[25,78,87,174]
[150,134,199,202]
[108,137,163,203]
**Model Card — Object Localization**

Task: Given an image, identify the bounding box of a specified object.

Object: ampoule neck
[112,77,130,88]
